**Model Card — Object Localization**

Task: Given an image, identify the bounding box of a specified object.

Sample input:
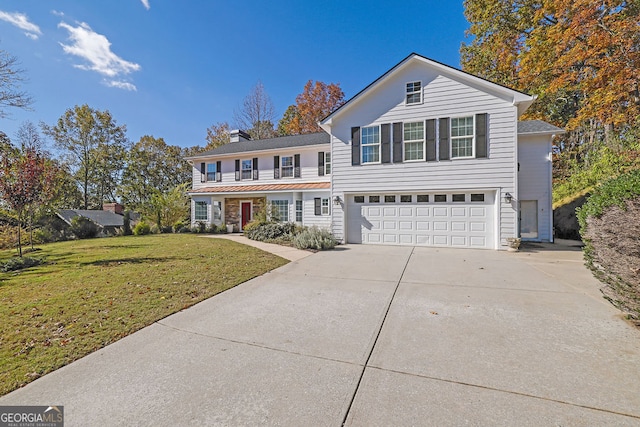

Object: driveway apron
[2,244,640,426]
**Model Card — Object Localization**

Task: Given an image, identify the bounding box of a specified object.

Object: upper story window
[324,152,331,175]
[241,159,252,180]
[206,163,217,181]
[361,126,380,164]
[406,81,422,105]
[404,121,425,161]
[451,116,475,158]
[281,156,294,178]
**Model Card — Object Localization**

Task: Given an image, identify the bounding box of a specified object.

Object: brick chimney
[103,203,124,215]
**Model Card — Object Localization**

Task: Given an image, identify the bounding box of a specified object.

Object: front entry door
[520,200,538,239]
[241,202,252,230]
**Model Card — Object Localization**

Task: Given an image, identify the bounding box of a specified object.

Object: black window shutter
[252,157,259,180]
[426,119,436,161]
[273,155,280,179]
[318,152,325,176]
[314,198,321,216]
[393,122,403,163]
[200,162,206,182]
[439,118,450,160]
[351,127,360,166]
[216,161,222,181]
[381,124,391,163]
[476,113,488,158]
[294,154,301,178]
[235,159,240,181]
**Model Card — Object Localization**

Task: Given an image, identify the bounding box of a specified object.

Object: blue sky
[0,1,470,148]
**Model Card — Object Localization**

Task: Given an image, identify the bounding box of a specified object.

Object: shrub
[191,221,207,234]
[246,222,296,242]
[292,226,337,250]
[173,221,185,232]
[70,216,99,239]
[1,256,44,272]
[133,221,151,236]
[160,225,173,234]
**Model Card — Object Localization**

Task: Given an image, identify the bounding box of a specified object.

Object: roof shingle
[188,132,330,158]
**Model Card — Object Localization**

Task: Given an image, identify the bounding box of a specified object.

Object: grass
[0,234,288,396]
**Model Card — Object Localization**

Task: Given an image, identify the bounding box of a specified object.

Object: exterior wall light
[333,196,342,205]
[504,192,513,203]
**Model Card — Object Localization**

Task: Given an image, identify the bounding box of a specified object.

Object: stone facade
[224,197,266,232]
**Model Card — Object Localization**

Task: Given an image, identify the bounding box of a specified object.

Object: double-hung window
[324,152,331,174]
[321,198,329,215]
[194,201,207,221]
[295,200,303,222]
[281,156,294,178]
[406,81,422,105]
[271,200,289,222]
[241,159,252,180]
[451,116,475,158]
[206,163,217,181]
[404,121,425,161]
[212,201,221,221]
[361,126,380,164]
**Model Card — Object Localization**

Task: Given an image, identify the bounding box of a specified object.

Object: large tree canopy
[462,0,640,133]
[278,80,345,135]
[0,49,34,118]
[42,104,129,209]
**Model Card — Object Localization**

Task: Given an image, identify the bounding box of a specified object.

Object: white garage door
[346,192,495,248]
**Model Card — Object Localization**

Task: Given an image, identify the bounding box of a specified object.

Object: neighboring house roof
[186,132,330,159]
[518,120,565,135]
[189,182,330,194]
[58,209,124,228]
[321,53,536,127]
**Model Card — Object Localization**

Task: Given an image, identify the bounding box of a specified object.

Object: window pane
[452,137,473,158]
[435,194,447,202]
[354,196,365,203]
[405,141,424,161]
[452,194,465,202]
[384,195,396,203]
[417,195,429,202]
[241,159,252,179]
[206,163,216,181]
[361,126,380,145]
[295,200,303,222]
[321,198,330,215]
[212,201,221,220]
[404,122,424,141]
[471,193,485,202]
[281,156,293,177]
[194,201,207,221]
[369,195,380,203]
[271,200,289,222]
[362,145,380,163]
[325,152,331,174]
[400,195,412,203]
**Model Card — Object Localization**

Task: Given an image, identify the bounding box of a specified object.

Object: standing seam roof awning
[188,182,330,194]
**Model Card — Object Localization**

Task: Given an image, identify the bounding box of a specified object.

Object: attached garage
[346,191,496,249]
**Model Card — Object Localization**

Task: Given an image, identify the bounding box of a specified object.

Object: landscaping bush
[245,222,296,242]
[191,221,207,234]
[133,221,151,236]
[577,169,640,320]
[70,216,98,239]
[1,256,44,272]
[292,226,337,250]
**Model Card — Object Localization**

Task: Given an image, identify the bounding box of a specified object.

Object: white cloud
[58,21,141,84]
[104,79,137,91]
[0,10,42,39]
[140,0,150,10]
[51,10,65,17]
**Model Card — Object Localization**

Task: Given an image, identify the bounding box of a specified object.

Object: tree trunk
[16,208,22,257]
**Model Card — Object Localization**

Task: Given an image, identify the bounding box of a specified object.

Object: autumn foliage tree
[462,0,640,190]
[279,80,345,135]
[0,139,57,256]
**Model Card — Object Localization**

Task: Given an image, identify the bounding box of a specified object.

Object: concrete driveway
[2,243,640,426]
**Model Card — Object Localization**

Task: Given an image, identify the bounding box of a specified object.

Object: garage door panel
[347,192,494,249]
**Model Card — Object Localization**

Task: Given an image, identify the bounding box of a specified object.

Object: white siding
[302,191,332,229]
[518,135,553,241]
[191,147,330,191]
[329,62,519,248]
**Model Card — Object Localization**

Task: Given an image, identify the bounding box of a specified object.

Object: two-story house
[187,53,563,250]
[187,131,332,232]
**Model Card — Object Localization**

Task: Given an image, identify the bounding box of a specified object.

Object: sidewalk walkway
[203,233,313,262]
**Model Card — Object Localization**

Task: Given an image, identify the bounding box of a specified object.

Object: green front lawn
[0,234,288,396]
